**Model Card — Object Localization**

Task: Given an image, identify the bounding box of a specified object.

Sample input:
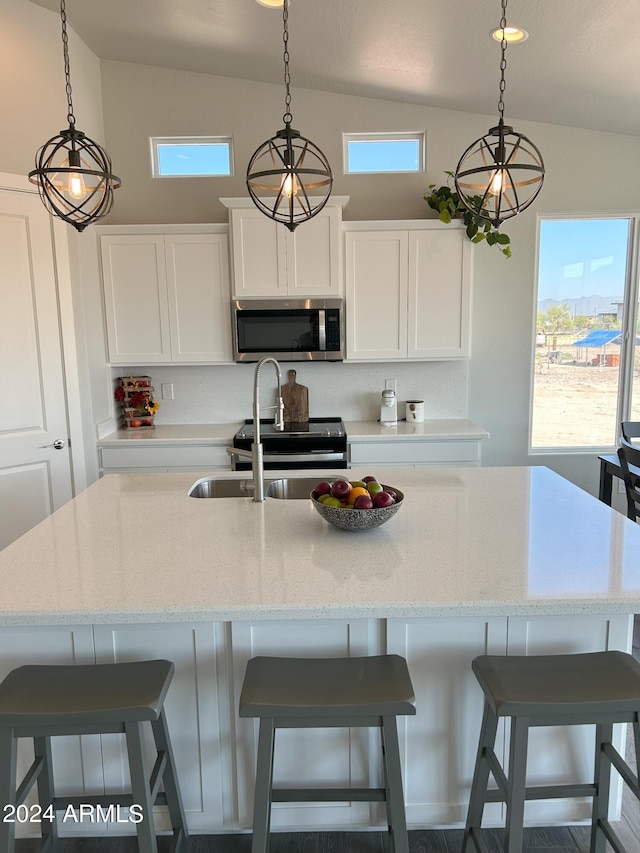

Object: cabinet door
[408,229,472,358]
[101,235,171,363]
[229,209,287,297]
[232,619,376,830]
[345,230,408,359]
[94,623,227,833]
[287,206,342,296]
[165,234,233,362]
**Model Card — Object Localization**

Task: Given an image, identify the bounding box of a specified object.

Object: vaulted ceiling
[27,0,640,138]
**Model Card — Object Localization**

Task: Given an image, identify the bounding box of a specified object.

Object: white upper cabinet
[222,197,348,298]
[99,227,232,364]
[345,222,472,361]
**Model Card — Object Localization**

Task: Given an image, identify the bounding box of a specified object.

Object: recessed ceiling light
[256,0,284,7]
[490,26,529,43]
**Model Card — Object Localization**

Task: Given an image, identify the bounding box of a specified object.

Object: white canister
[405,400,425,423]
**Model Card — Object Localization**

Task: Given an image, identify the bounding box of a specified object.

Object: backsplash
[110,361,468,425]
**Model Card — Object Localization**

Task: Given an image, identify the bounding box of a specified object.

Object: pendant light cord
[60,0,76,129]
[497,0,508,123]
[282,0,292,126]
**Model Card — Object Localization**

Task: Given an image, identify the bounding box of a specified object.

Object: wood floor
[15,621,640,853]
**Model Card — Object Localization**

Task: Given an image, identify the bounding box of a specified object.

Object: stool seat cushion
[239,654,416,719]
[0,660,174,726]
[473,651,640,717]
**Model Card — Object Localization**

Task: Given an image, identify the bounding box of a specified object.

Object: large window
[531,217,640,450]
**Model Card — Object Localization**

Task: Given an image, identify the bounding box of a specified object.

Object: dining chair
[621,421,640,442]
[617,436,640,522]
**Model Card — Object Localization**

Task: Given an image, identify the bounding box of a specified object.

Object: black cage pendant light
[454,0,544,226]
[29,0,121,232]
[246,0,332,231]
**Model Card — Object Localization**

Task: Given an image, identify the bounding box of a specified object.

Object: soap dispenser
[380,380,397,426]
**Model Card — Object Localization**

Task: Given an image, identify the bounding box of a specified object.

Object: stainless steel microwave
[232,299,344,362]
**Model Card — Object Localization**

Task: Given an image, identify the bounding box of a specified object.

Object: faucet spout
[251,357,284,502]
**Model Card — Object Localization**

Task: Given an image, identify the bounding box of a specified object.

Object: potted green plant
[424,171,512,258]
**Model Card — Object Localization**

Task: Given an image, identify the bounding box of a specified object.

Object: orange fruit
[347,486,369,505]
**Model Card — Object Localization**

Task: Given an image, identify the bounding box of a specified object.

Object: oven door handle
[261,451,346,463]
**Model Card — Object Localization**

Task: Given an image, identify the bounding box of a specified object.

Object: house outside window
[530,217,640,450]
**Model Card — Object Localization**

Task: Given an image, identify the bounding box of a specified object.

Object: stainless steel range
[231,418,347,470]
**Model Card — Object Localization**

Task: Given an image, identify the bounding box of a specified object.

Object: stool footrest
[484,782,597,803]
[52,792,169,809]
[271,786,387,803]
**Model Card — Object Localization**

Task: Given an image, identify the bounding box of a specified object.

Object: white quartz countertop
[97,423,240,446]
[344,418,489,441]
[1,466,639,626]
[97,419,488,446]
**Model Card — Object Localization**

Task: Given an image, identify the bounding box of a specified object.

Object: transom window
[530,216,640,450]
[150,136,234,177]
[343,132,425,174]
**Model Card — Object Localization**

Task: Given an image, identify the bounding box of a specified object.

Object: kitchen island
[1,466,639,838]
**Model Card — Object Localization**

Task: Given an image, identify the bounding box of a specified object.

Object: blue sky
[538,218,629,303]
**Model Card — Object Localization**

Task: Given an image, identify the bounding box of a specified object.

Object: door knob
[41,439,66,450]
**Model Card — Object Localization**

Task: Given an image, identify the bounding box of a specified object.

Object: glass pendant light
[246,0,333,231]
[29,0,121,232]
[454,0,544,226]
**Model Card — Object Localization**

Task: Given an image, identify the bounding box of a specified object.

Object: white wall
[0,0,109,484]
[99,59,640,495]
[4,4,640,497]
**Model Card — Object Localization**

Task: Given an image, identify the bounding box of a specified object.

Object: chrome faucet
[227,357,284,502]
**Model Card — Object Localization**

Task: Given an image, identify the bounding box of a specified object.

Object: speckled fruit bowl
[310,486,404,531]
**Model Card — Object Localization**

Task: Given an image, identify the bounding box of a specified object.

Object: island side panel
[387,615,508,827]
[93,622,228,834]
[232,618,379,830]
[0,625,99,840]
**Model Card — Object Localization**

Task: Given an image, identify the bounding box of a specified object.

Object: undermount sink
[188,477,254,498]
[188,476,319,500]
[264,477,319,500]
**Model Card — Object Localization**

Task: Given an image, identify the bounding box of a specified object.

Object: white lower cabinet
[349,439,483,467]
[231,619,378,830]
[99,444,231,473]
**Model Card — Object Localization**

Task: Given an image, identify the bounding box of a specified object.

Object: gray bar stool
[462,651,640,853]
[0,659,187,853]
[239,654,416,853]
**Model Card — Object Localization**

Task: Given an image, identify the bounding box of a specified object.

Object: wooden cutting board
[281,369,309,424]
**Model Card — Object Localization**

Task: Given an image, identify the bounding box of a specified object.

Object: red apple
[314,480,332,497]
[354,494,374,510]
[331,479,351,500]
[373,491,394,508]
[362,475,378,483]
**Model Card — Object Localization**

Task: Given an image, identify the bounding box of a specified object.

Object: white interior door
[0,185,73,550]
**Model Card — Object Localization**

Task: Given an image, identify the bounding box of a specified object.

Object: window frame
[150,136,234,178]
[529,213,640,454]
[342,131,425,175]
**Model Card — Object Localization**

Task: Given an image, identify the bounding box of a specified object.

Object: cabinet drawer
[349,440,480,467]
[100,445,230,471]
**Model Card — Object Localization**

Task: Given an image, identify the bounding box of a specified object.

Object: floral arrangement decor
[114,376,160,430]
[424,170,512,258]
